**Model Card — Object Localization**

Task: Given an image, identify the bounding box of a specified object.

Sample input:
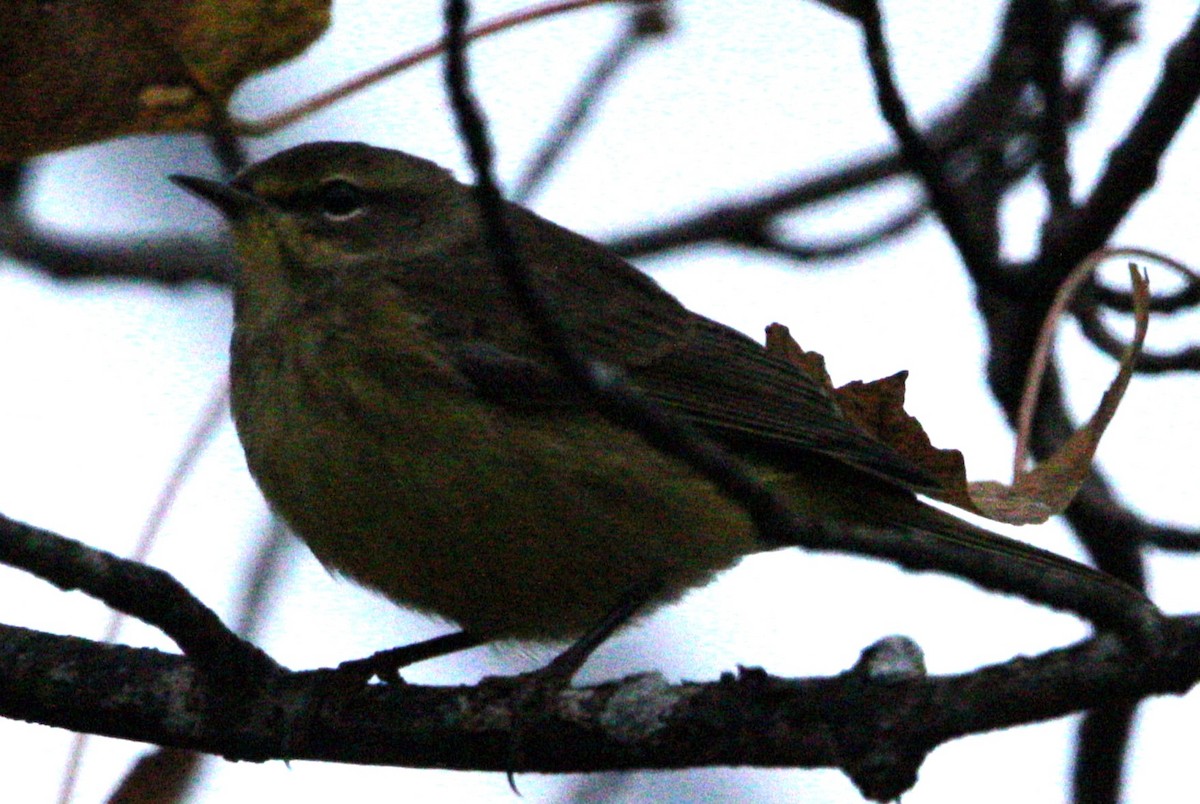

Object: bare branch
[857,1,997,278]
[0,512,278,682]
[512,3,667,204]
[1,616,1196,802]
[1040,9,1200,289]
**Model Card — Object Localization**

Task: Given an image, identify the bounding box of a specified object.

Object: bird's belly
[232,344,758,641]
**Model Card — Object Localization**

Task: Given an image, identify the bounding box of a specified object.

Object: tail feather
[869,497,1162,654]
[765,461,1164,653]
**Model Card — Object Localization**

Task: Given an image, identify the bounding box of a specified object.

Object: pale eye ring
[316,179,366,221]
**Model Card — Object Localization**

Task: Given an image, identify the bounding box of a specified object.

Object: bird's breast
[229,313,759,642]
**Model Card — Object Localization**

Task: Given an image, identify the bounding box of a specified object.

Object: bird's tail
[859,496,1163,654]
[769,465,1163,653]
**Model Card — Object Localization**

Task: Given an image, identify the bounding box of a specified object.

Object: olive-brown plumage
[174,141,1148,645]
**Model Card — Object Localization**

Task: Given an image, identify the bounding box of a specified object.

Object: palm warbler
[173,142,1155,652]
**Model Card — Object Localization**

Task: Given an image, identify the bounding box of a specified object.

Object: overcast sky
[1,2,1198,802]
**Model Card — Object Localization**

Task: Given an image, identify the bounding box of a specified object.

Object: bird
[172,141,1157,665]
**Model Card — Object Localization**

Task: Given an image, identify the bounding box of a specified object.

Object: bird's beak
[170,175,264,220]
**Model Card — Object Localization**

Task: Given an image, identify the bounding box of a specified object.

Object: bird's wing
[503,205,936,492]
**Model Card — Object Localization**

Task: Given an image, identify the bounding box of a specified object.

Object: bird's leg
[281,630,486,756]
[505,575,664,791]
[336,630,488,685]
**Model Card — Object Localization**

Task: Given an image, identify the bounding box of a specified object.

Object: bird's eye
[316,179,365,221]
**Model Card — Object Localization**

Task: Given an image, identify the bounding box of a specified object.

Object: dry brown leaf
[966,265,1150,523]
[768,325,978,501]
[765,266,1149,525]
[765,322,836,394]
[0,0,330,160]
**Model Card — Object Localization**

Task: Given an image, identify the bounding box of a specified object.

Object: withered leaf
[764,266,1149,525]
[0,0,330,160]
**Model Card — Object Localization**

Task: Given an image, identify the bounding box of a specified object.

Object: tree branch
[0,615,1196,802]
[1039,8,1200,290]
[0,512,279,682]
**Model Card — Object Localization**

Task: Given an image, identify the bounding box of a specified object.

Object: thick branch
[0,617,1196,801]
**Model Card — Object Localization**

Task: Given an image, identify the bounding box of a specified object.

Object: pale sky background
[1,2,1198,802]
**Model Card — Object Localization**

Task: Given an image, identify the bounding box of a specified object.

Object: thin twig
[441,0,810,547]
[237,0,633,136]
[512,4,665,203]
[1075,304,1200,373]
[857,2,997,279]
[733,203,927,261]
[1040,9,1200,290]
[1086,248,1200,314]
[1030,0,1073,212]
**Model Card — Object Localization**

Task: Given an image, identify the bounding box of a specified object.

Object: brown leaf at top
[0,0,330,160]
[766,324,975,501]
[765,323,836,394]
[831,371,978,509]
[764,266,1149,525]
